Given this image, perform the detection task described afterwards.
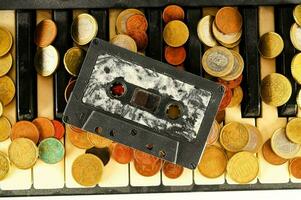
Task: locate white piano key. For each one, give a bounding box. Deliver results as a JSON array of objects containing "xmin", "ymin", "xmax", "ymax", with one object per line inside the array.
[
  {"xmin": 129, "ymin": 161, "xmax": 161, "ymax": 186},
  {"xmin": 194, "ymin": 168, "xmax": 225, "ymax": 185},
  {"xmin": 162, "ymin": 168, "xmax": 193, "ymax": 186}
]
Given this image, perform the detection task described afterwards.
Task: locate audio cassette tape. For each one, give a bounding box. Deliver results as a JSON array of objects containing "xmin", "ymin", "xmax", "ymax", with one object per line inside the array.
[{"xmin": 63, "ymin": 38, "xmax": 224, "ymax": 169}]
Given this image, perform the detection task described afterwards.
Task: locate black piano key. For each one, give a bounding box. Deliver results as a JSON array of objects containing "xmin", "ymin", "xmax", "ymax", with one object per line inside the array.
[
  {"xmin": 145, "ymin": 8, "xmax": 163, "ymax": 61},
  {"xmin": 16, "ymin": 10, "xmax": 37, "ymax": 121},
  {"xmin": 275, "ymin": 6, "xmax": 298, "ymax": 117},
  {"xmin": 90, "ymin": 9, "xmax": 109, "ymax": 40},
  {"xmin": 185, "ymin": 8, "xmax": 202, "ymax": 76},
  {"xmin": 53, "ymin": 10, "xmax": 72, "ymax": 120},
  {"xmin": 240, "ymin": 7, "xmax": 261, "ymax": 118}
]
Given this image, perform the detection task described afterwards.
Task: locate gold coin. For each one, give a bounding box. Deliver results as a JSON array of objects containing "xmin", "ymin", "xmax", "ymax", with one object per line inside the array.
[
  {"xmin": 286, "ymin": 118, "xmax": 301, "ymax": 144},
  {"xmin": 116, "ymin": 9, "xmax": 144, "ymax": 34},
  {"xmin": 220, "ymin": 50, "xmax": 244, "ymax": 81},
  {"xmin": 226, "ymin": 151, "xmax": 236, "ymax": 159},
  {"xmin": 197, "ymin": 15, "xmax": 218, "ymax": 47},
  {"xmin": 8, "ymin": 138, "xmax": 38, "ymax": 169},
  {"xmin": 0, "ymin": 151, "xmax": 10, "ymax": 180},
  {"xmin": 64, "ymin": 47, "xmax": 85, "ymax": 76},
  {"xmin": 0, "ymin": 116, "xmax": 11, "ymax": 141},
  {"xmin": 34, "ymin": 45, "xmax": 59, "ymax": 77},
  {"xmin": 297, "ymin": 89, "xmax": 301, "ymax": 109},
  {"xmin": 258, "ymin": 32, "xmax": 284, "ymax": 59},
  {"xmin": 227, "ymin": 151, "xmax": 259, "ymax": 184},
  {"xmin": 87, "ymin": 132, "xmax": 113, "ymax": 148},
  {"xmin": 0, "ymin": 27, "xmax": 13, "ymax": 57},
  {"xmin": 271, "ymin": 128, "xmax": 300, "ymax": 159},
  {"xmin": 293, "ymin": 5, "xmax": 301, "ymax": 26},
  {"xmin": 198, "ymin": 145, "xmax": 227, "ymax": 178},
  {"xmin": 243, "ymin": 124, "xmax": 263, "ymax": 153},
  {"xmin": 228, "ymin": 86, "xmax": 243, "ymax": 107},
  {"xmin": 0, "ymin": 53, "xmax": 12, "ymax": 77},
  {"xmin": 110, "ymin": 34, "xmax": 137, "ymax": 52},
  {"xmin": 290, "ymin": 23, "xmax": 301, "ymax": 51},
  {"xmin": 71, "ymin": 13, "xmax": 98, "ymax": 46},
  {"xmin": 72, "ymin": 153, "xmax": 103, "ymax": 186},
  {"xmin": 220, "ymin": 122, "xmax": 249, "ymax": 152},
  {"xmin": 212, "ymin": 20, "xmax": 242, "ymax": 45},
  {"xmin": 291, "ymin": 53, "xmax": 301, "ymax": 84},
  {"xmin": 163, "ymin": 20, "xmax": 189, "ymax": 47},
  {"xmin": 0, "ymin": 76, "xmax": 15, "ymax": 106},
  {"xmin": 261, "ymin": 73, "xmax": 292, "ymax": 107},
  {"xmin": 219, "ymin": 39, "xmax": 241, "ymax": 49},
  {"xmin": 0, "ymin": 101, "xmax": 2, "ymax": 116},
  {"xmin": 202, "ymin": 46, "xmax": 234, "ymax": 77}
]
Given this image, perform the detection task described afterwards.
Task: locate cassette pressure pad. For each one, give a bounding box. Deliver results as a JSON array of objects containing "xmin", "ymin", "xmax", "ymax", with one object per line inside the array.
[{"xmin": 63, "ymin": 38, "xmax": 224, "ymax": 169}]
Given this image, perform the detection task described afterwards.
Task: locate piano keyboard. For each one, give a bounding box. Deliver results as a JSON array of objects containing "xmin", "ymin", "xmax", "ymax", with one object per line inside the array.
[{"xmin": 0, "ymin": 3, "xmax": 301, "ymax": 197}]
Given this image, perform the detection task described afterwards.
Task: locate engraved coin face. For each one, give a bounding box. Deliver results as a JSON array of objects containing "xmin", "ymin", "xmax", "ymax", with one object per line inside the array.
[
  {"xmin": 34, "ymin": 45, "xmax": 59, "ymax": 77},
  {"xmin": 261, "ymin": 73, "xmax": 292, "ymax": 107},
  {"xmin": 286, "ymin": 118, "xmax": 301, "ymax": 144},
  {"xmin": 163, "ymin": 20, "xmax": 189, "ymax": 47},
  {"xmin": 262, "ymin": 139, "xmax": 287, "ymax": 165},
  {"xmin": 258, "ymin": 32, "xmax": 284, "ymax": 59},
  {"xmin": 290, "ymin": 23, "xmax": 301, "ymax": 51},
  {"xmin": 0, "ymin": 27, "xmax": 13, "ymax": 57},
  {"xmin": 197, "ymin": 15, "xmax": 218, "ymax": 47},
  {"xmin": 271, "ymin": 128, "xmax": 300, "ymax": 159},
  {"xmin": 215, "ymin": 7, "xmax": 242, "ymax": 34},
  {"xmin": 220, "ymin": 50, "xmax": 244, "ymax": 81},
  {"xmin": 11, "ymin": 121, "xmax": 40, "ymax": 144},
  {"xmin": 291, "ymin": 53, "xmax": 301, "ymax": 85},
  {"xmin": 116, "ymin": 9, "xmax": 144, "ymax": 34},
  {"xmin": 0, "ymin": 76, "xmax": 15, "ymax": 106},
  {"xmin": 111, "ymin": 143, "xmax": 133, "ymax": 164},
  {"xmin": 163, "ymin": 161, "xmax": 184, "ymax": 179},
  {"xmin": 162, "ymin": 5, "xmax": 185, "ymax": 24},
  {"xmin": 110, "ymin": 34, "xmax": 137, "ymax": 52},
  {"xmin": 0, "ymin": 151, "xmax": 10, "ymax": 181},
  {"xmin": 64, "ymin": 47, "xmax": 85, "ymax": 76}
]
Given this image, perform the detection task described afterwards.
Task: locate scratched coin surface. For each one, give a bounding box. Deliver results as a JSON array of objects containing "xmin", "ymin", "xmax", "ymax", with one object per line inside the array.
[
  {"xmin": 163, "ymin": 20, "xmax": 189, "ymax": 47},
  {"xmin": 261, "ymin": 73, "xmax": 292, "ymax": 107},
  {"xmin": 202, "ymin": 46, "xmax": 234, "ymax": 77},
  {"xmin": 227, "ymin": 151, "xmax": 259, "ymax": 184},
  {"xmin": 0, "ymin": 53, "xmax": 13, "ymax": 77},
  {"xmin": 291, "ymin": 53, "xmax": 301, "ymax": 85},
  {"xmin": 215, "ymin": 7, "xmax": 242, "ymax": 34},
  {"xmin": 0, "ymin": 75, "xmax": 15, "ymax": 106},
  {"xmin": 67, "ymin": 125, "xmax": 94, "ymax": 149},
  {"xmin": 126, "ymin": 14, "xmax": 148, "ymax": 33},
  {"xmin": 197, "ymin": 15, "xmax": 218, "ymax": 47},
  {"xmin": 0, "ymin": 151, "xmax": 9, "ymax": 180},
  {"xmin": 8, "ymin": 138, "xmax": 38, "ymax": 169},
  {"xmin": 34, "ymin": 19, "xmax": 57, "ymax": 47},
  {"xmin": 162, "ymin": 161, "xmax": 184, "ymax": 179},
  {"xmin": 11, "ymin": 120, "xmax": 40, "ymax": 144},
  {"xmin": 64, "ymin": 47, "xmax": 85, "ymax": 76},
  {"xmin": 262, "ymin": 139, "xmax": 287, "ymax": 165},
  {"xmin": 290, "ymin": 23, "xmax": 301, "ymax": 51},
  {"xmin": 286, "ymin": 118, "xmax": 301, "ymax": 144},
  {"xmin": 34, "ymin": 45, "xmax": 59, "ymax": 76},
  {"xmin": 0, "ymin": 27, "xmax": 13, "ymax": 57},
  {"xmin": 110, "ymin": 34, "xmax": 137, "ymax": 52},
  {"xmin": 220, "ymin": 50, "xmax": 244, "ymax": 81},
  {"xmin": 271, "ymin": 128, "xmax": 300, "ymax": 159},
  {"xmin": 289, "ymin": 157, "xmax": 301, "ymax": 179},
  {"xmin": 258, "ymin": 32, "xmax": 284, "ymax": 59},
  {"xmin": 38, "ymin": 137, "xmax": 65, "ymax": 164},
  {"xmin": 0, "ymin": 116, "xmax": 11, "ymax": 141}
]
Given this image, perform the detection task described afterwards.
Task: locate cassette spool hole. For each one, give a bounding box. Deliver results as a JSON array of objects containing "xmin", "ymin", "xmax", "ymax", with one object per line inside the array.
[
  {"xmin": 166, "ymin": 103, "xmax": 182, "ymax": 120},
  {"xmin": 110, "ymin": 82, "xmax": 126, "ymax": 97}
]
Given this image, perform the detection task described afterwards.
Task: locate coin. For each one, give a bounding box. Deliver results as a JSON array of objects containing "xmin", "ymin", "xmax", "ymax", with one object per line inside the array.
[
  {"xmin": 226, "ymin": 151, "xmax": 236, "ymax": 159},
  {"xmin": 0, "ymin": 116, "xmax": 11, "ymax": 141},
  {"xmin": 291, "ymin": 53, "xmax": 301, "ymax": 85},
  {"xmin": 293, "ymin": 5, "xmax": 301, "ymax": 26},
  {"xmin": 0, "ymin": 75, "xmax": 15, "ymax": 106},
  {"xmin": 126, "ymin": 14, "xmax": 148, "ymax": 33},
  {"xmin": 197, "ymin": 15, "xmax": 218, "ymax": 47},
  {"xmin": 11, "ymin": 121, "xmax": 39, "ymax": 144},
  {"xmin": 258, "ymin": 32, "xmax": 284, "ymax": 59},
  {"xmin": 0, "ymin": 101, "xmax": 3, "ymax": 116},
  {"xmin": 72, "ymin": 153, "xmax": 103, "ymax": 186},
  {"xmin": 215, "ymin": 110, "xmax": 225, "ymax": 123},
  {"xmin": 215, "ymin": 7, "xmax": 242, "ymax": 34},
  {"xmin": 198, "ymin": 145, "xmax": 227, "ymax": 178},
  {"xmin": 0, "ymin": 53, "xmax": 13, "ymax": 77},
  {"xmin": 202, "ymin": 46, "xmax": 234, "ymax": 77},
  {"xmin": 297, "ymin": 89, "xmax": 301, "ymax": 109},
  {"xmin": 162, "ymin": 161, "xmax": 183, "ymax": 179},
  {"xmin": 228, "ymin": 86, "xmax": 243, "ymax": 107},
  {"xmin": 243, "ymin": 124, "xmax": 263, "ymax": 153},
  {"xmin": 289, "ymin": 157, "xmax": 301, "ymax": 179},
  {"xmin": 87, "ymin": 132, "xmax": 113, "ymax": 148},
  {"xmin": 220, "ymin": 122, "xmax": 249, "ymax": 152},
  {"xmin": 0, "ymin": 151, "xmax": 9, "ymax": 180},
  {"xmin": 68, "ymin": 125, "xmax": 94, "ymax": 149},
  {"xmin": 164, "ymin": 45, "xmax": 186, "ymax": 65},
  {"xmin": 134, "ymin": 158, "xmax": 162, "ymax": 177},
  {"xmin": 127, "ymin": 30, "xmax": 148, "ymax": 51},
  {"xmin": 163, "ymin": 20, "xmax": 189, "ymax": 47},
  {"xmin": 206, "ymin": 120, "xmax": 220, "ymax": 145},
  {"xmin": 52, "ymin": 120, "xmax": 65, "ymax": 140},
  {"xmin": 261, "ymin": 73, "xmax": 292, "ymax": 107},
  {"xmin": 271, "ymin": 128, "xmax": 300, "ymax": 159},
  {"xmin": 220, "ymin": 51, "xmax": 244, "ymax": 81},
  {"xmin": 64, "ymin": 79, "xmax": 76, "ymax": 102},
  {"xmin": 218, "ymin": 84, "xmax": 232, "ymax": 111},
  {"xmin": 227, "ymin": 151, "xmax": 259, "ymax": 183},
  {"xmin": 32, "ymin": 117, "xmax": 55, "ymax": 142},
  {"xmin": 34, "ymin": 19, "xmax": 57, "ymax": 47},
  {"xmin": 110, "ymin": 34, "xmax": 137, "ymax": 52},
  {"xmin": 8, "ymin": 138, "xmax": 38, "ymax": 169},
  {"xmin": 262, "ymin": 139, "xmax": 287, "ymax": 165},
  {"xmin": 286, "ymin": 118, "xmax": 301, "ymax": 144},
  {"xmin": 64, "ymin": 47, "xmax": 85, "ymax": 76},
  {"xmin": 290, "ymin": 23, "xmax": 301, "ymax": 51},
  {"xmin": 212, "ymin": 20, "xmax": 242, "ymax": 45},
  {"xmin": 0, "ymin": 27, "xmax": 13, "ymax": 57},
  {"xmin": 38, "ymin": 138, "xmax": 65, "ymax": 164},
  {"xmin": 116, "ymin": 9, "xmax": 144, "ymax": 34},
  {"xmin": 162, "ymin": 5, "xmax": 185, "ymax": 24},
  {"xmin": 218, "ymin": 74, "xmax": 243, "ymax": 89},
  {"xmin": 134, "ymin": 149, "xmax": 160, "ymax": 165},
  {"xmin": 111, "ymin": 143, "xmax": 133, "ymax": 164},
  {"xmin": 219, "ymin": 39, "xmax": 241, "ymax": 49},
  {"xmin": 34, "ymin": 45, "xmax": 59, "ymax": 76},
  {"xmin": 86, "ymin": 147, "xmax": 110, "ymax": 166}
]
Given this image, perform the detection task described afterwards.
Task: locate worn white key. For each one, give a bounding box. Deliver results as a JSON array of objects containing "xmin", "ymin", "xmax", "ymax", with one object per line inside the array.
[
  {"xmin": 162, "ymin": 168, "xmax": 193, "ymax": 186},
  {"xmin": 256, "ymin": 6, "xmax": 289, "ymax": 184}
]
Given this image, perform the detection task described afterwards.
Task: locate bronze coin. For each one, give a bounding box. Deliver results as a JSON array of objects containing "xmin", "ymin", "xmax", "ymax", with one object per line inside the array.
[
  {"xmin": 162, "ymin": 161, "xmax": 184, "ymax": 179},
  {"xmin": 162, "ymin": 5, "xmax": 185, "ymax": 23},
  {"xmin": 127, "ymin": 30, "xmax": 148, "ymax": 51},
  {"xmin": 217, "ymin": 74, "xmax": 243, "ymax": 89},
  {"xmin": 67, "ymin": 125, "xmax": 94, "ymax": 149},
  {"xmin": 164, "ymin": 45, "xmax": 186, "ymax": 66},
  {"xmin": 34, "ymin": 19, "xmax": 57, "ymax": 47},
  {"xmin": 215, "ymin": 7, "xmax": 242, "ymax": 34},
  {"xmin": 11, "ymin": 121, "xmax": 40, "ymax": 144},
  {"xmin": 262, "ymin": 139, "xmax": 287, "ymax": 165},
  {"xmin": 134, "ymin": 159, "xmax": 162, "ymax": 177},
  {"xmin": 289, "ymin": 157, "xmax": 301, "ymax": 179},
  {"xmin": 32, "ymin": 117, "xmax": 55, "ymax": 142}
]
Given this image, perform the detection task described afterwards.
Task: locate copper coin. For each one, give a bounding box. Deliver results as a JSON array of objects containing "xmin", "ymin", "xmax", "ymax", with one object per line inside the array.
[
  {"xmin": 262, "ymin": 139, "xmax": 287, "ymax": 165},
  {"xmin": 87, "ymin": 132, "xmax": 113, "ymax": 148},
  {"xmin": 215, "ymin": 110, "xmax": 225, "ymax": 123},
  {"xmin": 34, "ymin": 19, "xmax": 57, "ymax": 47},
  {"xmin": 52, "ymin": 120, "xmax": 65, "ymax": 140},
  {"xmin": 67, "ymin": 125, "xmax": 94, "ymax": 149},
  {"xmin": 32, "ymin": 117, "xmax": 55, "ymax": 142},
  {"xmin": 11, "ymin": 121, "xmax": 40, "ymax": 144},
  {"xmin": 162, "ymin": 161, "xmax": 184, "ymax": 179},
  {"xmin": 217, "ymin": 74, "xmax": 243, "ymax": 89},
  {"xmin": 290, "ymin": 157, "xmax": 301, "ymax": 179},
  {"xmin": 215, "ymin": 7, "xmax": 242, "ymax": 34},
  {"xmin": 218, "ymin": 84, "xmax": 232, "ymax": 111},
  {"xmin": 134, "ymin": 159, "xmax": 162, "ymax": 177},
  {"xmin": 112, "ymin": 143, "xmax": 133, "ymax": 164},
  {"xmin": 64, "ymin": 79, "xmax": 76, "ymax": 102},
  {"xmin": 69, "ymin": 125, "xmax": 83, "ymax": 133},
  {"xmin": 162, "ymin": 5, "xmax": 185, "ymax": 23},
  {"xmin": 134, "ymin": 149, "xmax": 160, "ymax": 165},
  {"xmin": 164, "ymin": 45, "xmax": 186, "ymax": 66},
  {"xmin": 126, "ymin": 14, "xmax": 148, "ymax": 33},
  {"xmin": 127, "ymin": 30, "xmax": 148, "ymax": 50}
]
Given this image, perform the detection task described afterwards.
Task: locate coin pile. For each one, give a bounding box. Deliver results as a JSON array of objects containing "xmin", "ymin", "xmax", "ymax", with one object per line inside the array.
[{"xmin": 162, "ymin": 5, "xmax": 188, "ymax": 69}]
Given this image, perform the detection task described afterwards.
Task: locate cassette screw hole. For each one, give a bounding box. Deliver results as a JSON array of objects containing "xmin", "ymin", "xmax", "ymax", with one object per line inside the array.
[
  {"xmin": 110, "ymin": 82, "xmax": 126, "ymax": 97},
  {"xmin": 166, "ymin": 103, "xmax": 181, "ymax": 120},
  {"xmin": 93, "ymin": 39, "xmax": 99, "ymax": 45},
  {"xmin": 95, "ymin": 127, "xmax": 102, "ymax": 134},
  {"xmin": 110, "ymin": 130, "xmax": 116, "ymax": 137},
  {"xmin": 146, "ymin": 144, "xmax": 153, "ymax": 150},
  {"xmin": 159, "ymin": 150, "xmax": 166, "ymax": 158},
  {"xmin": 130, "ymin": 129, "xmax": 137, "ymax": 136},
  {"xmin": 104, "ymin": 67, "xmax": 110, "ymax": 73},
  {"xmin": 190, "ymin": 163, "xmax": 196, "ymax": 169},
  {"xmin": 63, "ymin": 115, "xmax": 69, "ymax": 123}
]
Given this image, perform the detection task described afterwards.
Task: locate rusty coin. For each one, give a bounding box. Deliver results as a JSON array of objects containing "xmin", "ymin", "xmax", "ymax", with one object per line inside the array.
[
  {"xmin": 11, "ymin": 121, "xmax": 40, "ymax": 144},
  {"xmin": 87, "ymin": 132, "xmax": 113, "ymax": 148},
  {"xmin": 32, "ymin": 117, "xmax": 55, "ymax": 142},
  {"xmin": 34, "ymin": 19, "xmax": 57, "ymax": 47},
  {"xmin": 162, "ymin": 5, "xmax": 185, "ymax": 23},
  {"xmin": 112, "ymin": 143, "xmax": 133, "ymax": 164},
  {"xmin": 215, "ymin": 7, "xmax": 242, "ymax": 34},
  {"xmin": 52, "ymin": 120, "xmax": 65, "ymax": 140},
  {"xmin": 162, "ymin": 161, "xmax": 184, "ymax": 179},
  {"xmin": 262, "ymin": 139, "xmax": 287, "ymax": 165},
  {"xmin": 164, "ymin": 45, "xmax": 186, "ymax": 66}
]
